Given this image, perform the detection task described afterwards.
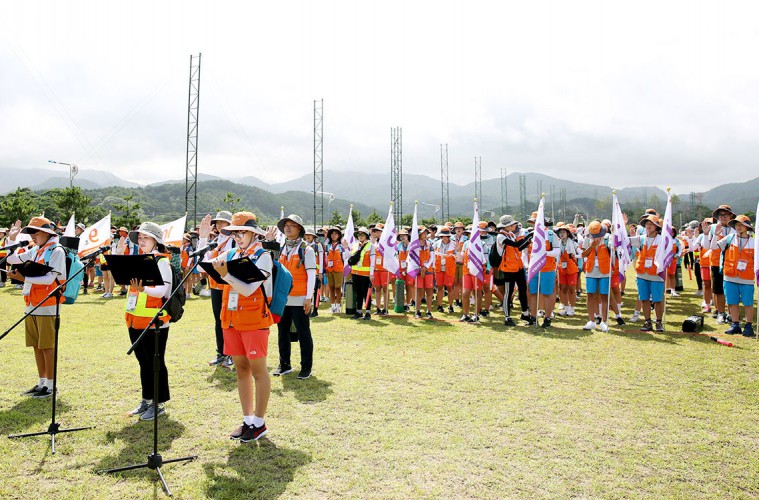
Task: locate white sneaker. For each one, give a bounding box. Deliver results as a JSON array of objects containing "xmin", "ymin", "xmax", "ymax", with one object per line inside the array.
[
  {"xmin": 537, "ymin": 310, "xmax": 545, "ymax": 318},
  {"xmin": 599, "ymin": 322, "xmax": 609, "ymax": 333},
  {"xmin": 670, "ymin": 291, "xmax": 679, "ymax": 297},
  {"xmin": 566, "ymin": 307, "xmax": 575, "ymax": 317},
  {"xmin": 558, "ymin": 309, "xmax": 570, "ymax": 316},
  {"xmin": 694, "ymin": 290, "xmax": 703, "ymax": 297},
  {"xmin": 557, "ymin": 304, "xmax": 565, "ymax": 311},
  {"xmin": 629, "ymin": 311, "xmax": 641, "ymax": 323},
  {"xmin": 199, "ymin": 289, "xmax": 212, "ymax": 297},
  {"xmin": 582, "ymin": 321, "xmax": 596, "ymax": 330},
  {"xmin": 716, "ymin": 313, "xmax": 727, "ymax": 324}
]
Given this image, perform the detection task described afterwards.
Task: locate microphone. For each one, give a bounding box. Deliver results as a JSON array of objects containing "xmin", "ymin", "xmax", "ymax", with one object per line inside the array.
[
  {"xmin": 189, "ymin": 240, "xmax": 218, "ymax": 258},
  {"xmin": 81, "ymin": 246, "xmax": 111, "ymax": 261},
  {"xmin": 0, "ymin": 242, "xmax": 24, "ymax": 253}
]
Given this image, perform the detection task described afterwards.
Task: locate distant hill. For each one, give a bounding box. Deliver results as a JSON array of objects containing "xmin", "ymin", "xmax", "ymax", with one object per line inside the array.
[
  {"xmin": 0, "ymin": 167, "xmax": 139, "ymax": 193},
  {"xmin": 697, "ymin": 177, "xmax": 759, "ymax": 215},
  {"xmin": 149, "ymin": 172, "xmax": 227, "ymax": 186}
]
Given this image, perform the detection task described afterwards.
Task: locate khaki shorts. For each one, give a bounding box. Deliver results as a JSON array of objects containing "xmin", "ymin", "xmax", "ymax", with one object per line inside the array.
[
  {"xmin": 326, "ymin": 271, "xmax": 344, "ymax": 288},
  {"xmin": 25, "ymin": 315, "xmax": 56, "ymax": 349}
]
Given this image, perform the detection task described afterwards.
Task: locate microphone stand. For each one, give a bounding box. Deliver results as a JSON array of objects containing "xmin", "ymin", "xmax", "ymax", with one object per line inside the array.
[
  {"xmin": 4, "ymin": 249, "xmax": 101, "ymax": 453},
  {"xmin": 102, "ymin": 249, "xmax": 210, "ymax": 497}
]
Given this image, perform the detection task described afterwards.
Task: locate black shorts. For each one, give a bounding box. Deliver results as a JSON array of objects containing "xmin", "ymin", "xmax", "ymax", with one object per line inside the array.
[
  {"xmin": 710, "ymin": 266, "xmax": 724, "ymax": 295},
  {"xmin": 492, "ymin": 270, "xmax": 506, "ymax": 286}
]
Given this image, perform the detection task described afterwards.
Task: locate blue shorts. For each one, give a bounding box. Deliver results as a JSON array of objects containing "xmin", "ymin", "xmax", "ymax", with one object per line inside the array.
[
  {"xmin": 586, "ymin": 277, "xmax": 610, "ymax": 295},
  {"xmin": 95, "ymin": 266, "xmax": 102, "ymax": 277},
  {"xmin": 637, "ymin": 278, "xmax": 664, "ymax": 303},
  {"xmin": 724, "ymin": 281, "xmax": 755, "ymax": 307},
  {"xmin": 528, "ymin": 271, "xmax": 556, "ymax": 295}
]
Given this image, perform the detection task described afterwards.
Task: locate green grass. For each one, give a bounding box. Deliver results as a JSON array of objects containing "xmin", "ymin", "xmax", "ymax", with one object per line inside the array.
[{"xmin": 0, "ymin": 274, "xmax": 757, "ymax": 498}]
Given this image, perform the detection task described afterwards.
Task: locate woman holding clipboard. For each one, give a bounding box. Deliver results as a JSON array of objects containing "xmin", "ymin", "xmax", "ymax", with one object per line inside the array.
[
  {"xmin": 206, "ymin": 212, "xmax": 273, "ymax": 443},
  {"xmin": 121, "ymin": 222, "xmax": 174, "ymax": 421}
]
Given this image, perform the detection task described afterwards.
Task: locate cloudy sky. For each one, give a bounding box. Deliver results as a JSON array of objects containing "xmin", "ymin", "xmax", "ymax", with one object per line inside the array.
[{"xmin": 2, "ymin": 1, "xmax": 758, "ymax": 192}]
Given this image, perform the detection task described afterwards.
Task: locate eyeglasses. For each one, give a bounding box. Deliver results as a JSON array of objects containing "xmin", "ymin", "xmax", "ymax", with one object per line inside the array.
[{"xmin": 229, "ymin": 231, "xmax": 248, "ymax": 238}]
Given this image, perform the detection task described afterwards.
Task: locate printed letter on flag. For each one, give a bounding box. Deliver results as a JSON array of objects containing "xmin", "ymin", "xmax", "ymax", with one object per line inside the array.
[
  {"xmin": 78, "ymin": 213, "xmax": 112, "ymax": 257},
  {"xmin": 526, "ymin": 197, "xmax": 547, "ymax": 283},
  {"xmin": 160, "ymin": 215, "xmax": 187, "ymax": 248},
  {"xmin": 406, "ymin": 203, "xmax": 421, "ymax": 278}
]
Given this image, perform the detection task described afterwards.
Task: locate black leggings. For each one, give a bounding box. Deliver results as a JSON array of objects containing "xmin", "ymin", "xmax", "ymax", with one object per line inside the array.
[
  {"xmin": 128, "ymin": 327, "xmax": 170, "ymax": 404},
  {"xmin": 352, "ymin": 274, "xmax": 372, "ymax": 312},
  {"xmin": 210, "ymin": 287, "xmax": 224, "ymax": 356},
  {"xmin": 502, "ymin": 270, "xmax": 528, "ymax": 318},
  {"xmin": 277, "ymin": 305, "xmax": 314, "ymax": 372}
]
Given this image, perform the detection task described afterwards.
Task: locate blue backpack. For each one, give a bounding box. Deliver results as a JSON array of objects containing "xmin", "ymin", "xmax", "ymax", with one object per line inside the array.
[{"xmin": 43, "ymin": 244, "xmax": 84, "ymax": 305}]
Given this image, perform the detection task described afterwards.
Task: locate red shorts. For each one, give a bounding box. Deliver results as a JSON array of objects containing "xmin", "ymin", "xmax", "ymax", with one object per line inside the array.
[
  {"xmin": 415, "ymin": 273, "xmax": 434, "ymax": 289},
  {"xmin": 667, "ymin": 260, "xmax": 677, "ymax": 276},
  {"xmin": 404, "ymin": 274, "xmax": 414, "ymax": 286},
  {"xmin": 700, "ymin": 266, "xmax": 711, "ymax": 281},
  {"xmin": 373, "ymin": 270, "xmax": 389, "ymax": 287},
  {"xmin": 559, "ymin": 273, "xmax": 578, "ymax": 286},
  {"xmin": 463, "ymin": 274, "xmax": 483, "ymax": 291},
  {"xmin": 223, "ymin": 328, "xmax": 269, "ymax": 360},
  {"xmin": 435, "ymin": 271, "xmax": 454, "ymax": 288},
  {"xmin": 611, "ymin": 272, "xmax": 621, "ymax": 287}
]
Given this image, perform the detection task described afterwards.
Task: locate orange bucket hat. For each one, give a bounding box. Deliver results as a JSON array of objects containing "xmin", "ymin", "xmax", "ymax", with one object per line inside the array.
[{"xmin": 21, "ymin": 216, "xmax": 57, "ymax": 235}]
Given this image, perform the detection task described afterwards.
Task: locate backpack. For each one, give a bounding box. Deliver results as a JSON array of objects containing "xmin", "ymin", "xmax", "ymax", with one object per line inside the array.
[
  {"xmin": 161, "ymin": 256, "xmax": 186, "ymax": 322},
  {"xmin": 252, "ymin": 248, "xmax": 293, "ymax": 323},
  {"xmin": 348, "ymin": 242, "xmax": 367, "ymax": 266},
  {"xmin": 488, "ymin": 240, "xmax": 502, "ymax": 269},
  {"xmin": 43, "ymin": 244, "xmax": 84, "ymax": 305}
]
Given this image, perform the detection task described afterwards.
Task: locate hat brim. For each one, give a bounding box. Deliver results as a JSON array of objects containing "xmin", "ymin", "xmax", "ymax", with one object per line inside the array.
[
  {"xmin": 21, "ymin": 225, "xmax": 57, "ymax": 235},
  {"xmin": 211, "ymin": 217, "xmax": 232, "ymax": 224},
  {"xmin": 354, "ymin": 230, "xmax": 370, "ymax": 238},
  {"xmin": 590, "ymin": 227, "xmax": 608, "ymax": 239},
  {"xmin": 128, "ymin": 229, "xmax": 166, "ymax": 248},
  {"xmin": 221, "ymin": 225, "xmax": 266, "ymax": 237},
  {"xmin": 277, "ymin": 217, "xmax": 305, "ymax": 236},
  {"xmin": 728, "ymin": 219, "xmax": 754, "ymax": 232},
  {"xmin": 712, "ymin": 208, "xmax": 736, "ymax": 219}
]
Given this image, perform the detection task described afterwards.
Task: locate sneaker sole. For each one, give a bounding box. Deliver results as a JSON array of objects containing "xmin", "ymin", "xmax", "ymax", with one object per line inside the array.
[
  {"xmin": 140, "ymin": 410, "xmax": 166, "ymax": 421},
  {"xmin": 273, "ymin": 369, "xmax": 293, "ymax": 376},
  {"xmin": 240, "ymin": 429, "xmax": 268, "ymax": 443}
]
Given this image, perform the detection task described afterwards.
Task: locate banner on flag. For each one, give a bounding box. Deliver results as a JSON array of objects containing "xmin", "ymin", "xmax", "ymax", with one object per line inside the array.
[
  {"xmin": 654, "ymin": 190, "xmax": 675, "ymax": 279},
  {"xmin": 467, "ymin": 201, "xmax": 485, "ymax": 281},
  {"xmin": 342, "ymin": 206, "xmax": 356, "ymax": 276},
  {"xmin": 275, "ymin": 206, "xmax": 286, "ymax": 246},
  {"xmin": 611, "ymin": 193, "xmax": 632, "ymax": 280},
  {"xmin": 159, "ymin": 215, "xmax": 187, "ymax": 248},
  {"xmin": 406, "ymin": 203, "xmax": 421, "ymax": 279},
  {"xmin": 62, "ymin": 214, "xmax": 76, "ymax": 237},
  {"xmin": 78, "ymin": 213, "xmax": 112, "ymax": 257},
  {"xmin": 526, "ymin": 197, "xmax": 547, "ymax": 283},
  {"xmin": 379, "ymin": 204, "xmax": 400, "ymax": 275}
]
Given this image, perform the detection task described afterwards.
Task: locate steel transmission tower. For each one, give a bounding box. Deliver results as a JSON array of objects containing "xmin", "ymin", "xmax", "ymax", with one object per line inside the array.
[
  {"xmin": 519, "ymin": 174, "xmax": 527, "ymax": 220},
  {"xmin": 390, "ymin": 127, "xmax": 403, "ymax": 224},
  {"xmin": 440, "ymin": 144, "xmax": 449, "ymax": 222},
  {"xmin": 313, "ymin": 99, "xmax": 324, "ymax": 231},
  {"xmin": 560, "ymin": 187, "xmax": 567, "ymax": 222},
  {"xmin": 185, "ymin": 53, "xmax": 201, "ymax": 227},
  {"xmin": 474, "ymin": 156, "xmax": 482, "ymax": 204}
]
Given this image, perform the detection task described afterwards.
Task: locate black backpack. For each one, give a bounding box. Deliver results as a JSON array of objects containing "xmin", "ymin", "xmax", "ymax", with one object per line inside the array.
[
  {"xmin": 488, "ymin": 241, "xmax": 502, "ymax": 269},
  {"xmin": 163, "ymin": 257, "xmax": 186, "ymax": 323}
]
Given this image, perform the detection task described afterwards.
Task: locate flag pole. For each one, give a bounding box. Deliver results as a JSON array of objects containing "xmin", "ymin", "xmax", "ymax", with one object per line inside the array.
[
  {"xmin": 606, "ymin": 190, "xmax": 616, "ymax": 327},
  {"xmin": 536, "ymin": 193, "xmax": 545, "ymax": 329},
  {"xmin": 662, "ymin": 187, "xmax": 671, "ymax": 330}
]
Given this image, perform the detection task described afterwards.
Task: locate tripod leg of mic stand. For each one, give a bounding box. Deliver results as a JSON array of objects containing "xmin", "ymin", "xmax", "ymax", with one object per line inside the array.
[{"xmin": 156, "ymin": 467, "xmax": 172, "ymax": 497}]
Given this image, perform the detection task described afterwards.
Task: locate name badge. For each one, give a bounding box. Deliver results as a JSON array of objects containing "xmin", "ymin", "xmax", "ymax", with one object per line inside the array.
[
  {"xmin": 228, "ymin": 291, "xmax": 239, "ymax": 311},
  {"xmin": 561, "ymin": 261, "xmax": 568, "ymax": 269},
  {"xmin": 401, "ymin": 261, "xmax": 407, "ymax": 269},
  {"xmin": 645, "ymin": 258, "xmax": 653, "ymax": 268},
  {"xmin": 737, "ymin": 260, "xmax": 748, "ymax": 271},
  {"xmin": 327, "ymin": 260, "xmax": 333, "ymax": 268},
  {"xmin": 126, "ymin": 292, "xmax": 139, "ymax": 311}
]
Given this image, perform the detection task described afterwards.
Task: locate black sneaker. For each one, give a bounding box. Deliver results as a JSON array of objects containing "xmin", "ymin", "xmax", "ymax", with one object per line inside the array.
[
  {"xmin": 520, "ymin": 312, "xmax": 531, "ymax": 321},
  {"xmin": 409, "ymin": 300, "xmax": 416, "ymax": 307},
  {"xmin": 351, "ymin": 312, "xmax": 362, "ymax": 320},
  {"xmin": 309, "ymin": 309, "xmax": 319, "ymax": 318},
  {"xmin": 140, "ymin": 403, "xmax": 165, "ymax": 421},
  {"xmin": 404, "ymin": 305, "xmax": 409, "ymax": 312},
  {"xmin": 595, "ymin": 316, "xmax": 602, "ymax": 325},
  {"xmin": 31, "ymin": 386, "xmax": 52, "ymax": 399},
  {"xmin": 240, "ymin": 423, "xmax": 268, "ymax": 442},
  {"xmin": 655, "ymin": 320, "xmax": 664, "ymax": 333},
  {"xmin": 209, "ymin": 354, "xmax": 225, "ymax": 366},
  {"xmin": 296, "ymin": 370, "xmax": 311, "ymax": 380},
  {"xmin": 129, "ymin": 399, "xmax": 151, "ymax": 416},
  {"xmin": 616, "ymin": 316, "xmax": 626, "ymax": 326},
  {"xmin": 480, "ymin": 310, "xmax": 489, "ymax": 317},
  {"xmin": 376, "ymin": 308, "xmax": 383, "ymax": 315},
  {"xmin": 425, "ymin": 312, "xmax": 433, "ymax": 319},
  {"xmin": 119, "ymin": 289, "xmax": 128, "ymax": 296},
  {"xmin": 640, "ymin": 320, "xmax": 653, "ymax": 332},
  {"xmin": 466, "ymin": 315, "xmax": 479, "ymax": 323},
  {"xmin": 437, "ymin": 305, "xmax": 444, "ymax": 313},
  {"xmin": 504, "ymin": 317, "xmax": 516, "ymax": 327},
  {"xmin": 459, "ymin": 314, "xmax": 471, "ymax": 322},
  {"xmin": 725, "ymin": 322, "xmax": 742, "ymax": 335},
  {"xmin": 743, "ymin": 323, "xmax": 756, "ymax": 338},
  {"xmin": 362, "ymin": 312, "xmax": 371, "ymax": 320},
  {"xmin": 20, "ymin": 385, "xmax": 42, "ymax": 396},
  {"xmin": 272, "ymin": 365, "xmax": 293, "ymax": 376},
  {"xmin": 414, "ymin": 312, "xmax": 422, "ymax": 319},
  {"xmin": 541, "ymin": 318, "xmax": 552, "ymax": 328},
  {"xmin": 382, "ymin": 309, "xmax": 388, "ymax": 316},
  {"xmin": 230, "ymin": 422, "xmax": 252, "ymax": 440},
  {"xmin": 448, "ymin": 306, "xmax": 454, "ymax": 314},
  {"xmin": 526, "ymin": 316, "xmax": 536, "ymax": 326}
]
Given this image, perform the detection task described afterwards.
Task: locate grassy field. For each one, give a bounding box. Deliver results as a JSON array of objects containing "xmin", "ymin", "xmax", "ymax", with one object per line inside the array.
[{"xmin": 0, "ymin": 274, "xmax": 757, "ymax": 499}]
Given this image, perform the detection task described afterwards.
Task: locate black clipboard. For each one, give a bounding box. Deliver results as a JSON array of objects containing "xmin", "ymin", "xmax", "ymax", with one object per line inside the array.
[
  {"xmin": 104, "ymin": 254, "xmax": 165, "ymax": 287},
  {"xmin": 199, "ymin": 257, "xmax": 267, "ymax": 285},
  {"xmin": 17, "ymin": 260, "xmax": 55, "ymax": 278}
]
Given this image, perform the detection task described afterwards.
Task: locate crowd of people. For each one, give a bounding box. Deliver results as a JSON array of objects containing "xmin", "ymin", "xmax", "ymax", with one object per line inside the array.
[{"xmin": 0, "ymin": 201, "xmax": 755, "ymax": 442}]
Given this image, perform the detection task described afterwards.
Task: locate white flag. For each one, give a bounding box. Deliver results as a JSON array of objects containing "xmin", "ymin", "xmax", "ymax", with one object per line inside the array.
[
  {"xmin": 406, "ymin": 204, "xmax": 421, "ymax": 279},
  {"xmin": 62, "ymin": 214, "xmax": 76, "ymax": 237},
  {"xmin": 342, "ymin": 207, "xmax": 356, "ymax": 276},
  {"xmin": 160, "ymin": 215, "xmax": 187, "ymax": 248},
  {"xmin": 611, "ymin": 194, "xmax": 632, "ymax": 279},
  {"xmin": 467, "ymin": 201, "xmax": 485, "ymax": 281},
  {"xmin": 526, "ymin": 197, "xmax": 547, "ymax": 283},
  {"xmin": 275, "ymin": 206, "xmax": 286, "ymax": 246},
  {"xmin": 754, "ymin": 200, "xmax": 759, "ymax": 286},
  {"xmin": 654, "ymin": 190, "xmax": 675, "ymax": 279},
  {"xmin": 378, "ymin": 204, "xmax": 399, "ymax": 275},
  {"xmin": 78, "ymin": 213, "xmax": 112, "ymax": 257}
]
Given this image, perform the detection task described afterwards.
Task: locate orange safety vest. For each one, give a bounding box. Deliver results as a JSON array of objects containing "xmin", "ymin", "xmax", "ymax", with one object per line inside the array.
[
  {"xmin": 208, "ymin": 236, "xmax": 234, "ymax": 290},
  {"xmin": 397, "ymin": 244, "xmax": 408, "ymax": 275},
  {"xmin": 373, "ymin": 242, "xmax": 386, "ymax": 272},
  {"xmin": 419, "ymin": 242, "xmax": 432, "ymax": 271},
  {"xmin": 125, "ymin": 254, "xmax": 171, "ymax": 329},
  {"xmin": 710, "ymin": 228, "xmax": 725, "ymax": 267},
  {"xmin": 434, "ymin": 242, "xmax": 456, "ymax": 276},
  {"xmin": 325, "ymin": 243, "xmax": 344, "ymax": 273},
  {"xmin": 499, "ymin": 236, "xmax": 525, "ymax": 273},
  {"xmin": 723, "ymin": 236, "xmax": 755, "ymax": 281},
  {"xmin": 280, "ymin": 242, "xmax": 309, "ymax": 295},
  {"xmin": 584, "ymin": 243, "xmax": 611, "ymax": 275},
  {"xmin": 220, "ymin": 244, "xmax": 273, "ymax": 331},
  {"xmin": 635, "ymin": 237, "xmax": 659, "ymax": 276},
  {"xmin": 24, "ymin": 240, "xmax": 61, "ymax": 309},
  {"xmin": 559, "ymin": 243, "xmax": 579, "ymax": 275},
  {"xmin": 351, "ymin": 242, "xmax": 373, "ymax": 277}
]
